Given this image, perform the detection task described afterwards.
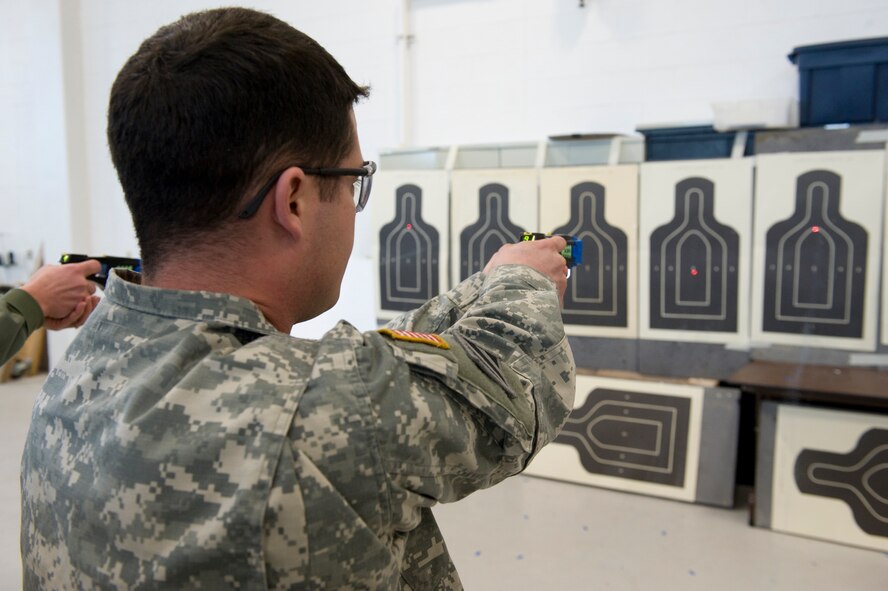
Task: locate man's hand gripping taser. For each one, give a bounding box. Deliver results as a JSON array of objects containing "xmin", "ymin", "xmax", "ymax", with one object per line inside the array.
[
  {"xmin": 60, "ymin": 254, "xmax": 142, "ymax": 288},
  {"xmin": 520, "ymin": 232, "xmax": 583, "ymax": 277}
]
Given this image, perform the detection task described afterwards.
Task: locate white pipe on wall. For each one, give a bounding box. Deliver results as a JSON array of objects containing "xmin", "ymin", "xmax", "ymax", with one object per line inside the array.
[{"xmin": 397, "ymin": 0, "xmax": 414, "ymax": 147}]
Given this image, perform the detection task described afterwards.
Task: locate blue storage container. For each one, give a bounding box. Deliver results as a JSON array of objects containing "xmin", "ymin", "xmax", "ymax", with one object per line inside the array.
[
  {"xmin": 637, "ymin": 125, "xmax": 754, "ymax": 161},
  {"xmin": 789, "ymin": 36, "xmax": 888, "ymax": 127}
]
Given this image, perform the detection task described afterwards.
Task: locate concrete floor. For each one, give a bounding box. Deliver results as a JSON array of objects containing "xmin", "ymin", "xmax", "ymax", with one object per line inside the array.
[
  {"xmin": 2, "ymin": 375, "xmax": 885, "ymax": 589},
  {"xmin": 434, "ymin": 476, "xmax": 887, "ymax": 590}
]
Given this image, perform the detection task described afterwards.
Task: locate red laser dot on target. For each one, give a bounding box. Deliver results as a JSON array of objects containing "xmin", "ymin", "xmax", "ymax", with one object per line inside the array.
[
  {"xmin": 406, "ymin": 223, "xmax": 413, "ymax": 230},
  {"xmin": 690, "ymin": 266, "xmax": 699, "ymax": 276},
  {"xmin": 812, "ymin": 226, "xmax": 820, "ymax": 233}
]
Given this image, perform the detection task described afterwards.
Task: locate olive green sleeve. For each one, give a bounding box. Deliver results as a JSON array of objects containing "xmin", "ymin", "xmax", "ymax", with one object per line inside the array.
[{"xmin": 0, "ymin": 288, "xmax": 44, "ymax": 366}]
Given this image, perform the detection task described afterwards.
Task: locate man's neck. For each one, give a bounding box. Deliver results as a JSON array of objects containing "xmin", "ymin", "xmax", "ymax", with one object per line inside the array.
[{"xmin": 143, "ymin": 256, "xmax": 295, "ymax": 333}]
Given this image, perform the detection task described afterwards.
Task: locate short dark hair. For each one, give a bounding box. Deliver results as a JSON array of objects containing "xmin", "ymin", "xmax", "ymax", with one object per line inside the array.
[{"xmin": 107, "ymin": 8, "xmax": 369, "ymax": 270}]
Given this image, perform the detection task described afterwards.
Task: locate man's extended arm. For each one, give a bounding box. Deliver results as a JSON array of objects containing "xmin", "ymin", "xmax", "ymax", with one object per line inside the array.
[
  {"xmin": 379, "ymin": 236, "xmax": 573, "ymax": 478},
  {"xmin": 0, "ymin": 289, "xmax": 44, "ymax": 366},
  {"xmin": 367, "ymin": 259, "xmax": 575, "ymax": 501}
]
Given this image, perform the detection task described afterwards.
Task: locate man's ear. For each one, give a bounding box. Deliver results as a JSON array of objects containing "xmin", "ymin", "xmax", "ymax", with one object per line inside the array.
[{"xmin": 272, "ymin": 167, "xmax": 305, "ymax": 241}]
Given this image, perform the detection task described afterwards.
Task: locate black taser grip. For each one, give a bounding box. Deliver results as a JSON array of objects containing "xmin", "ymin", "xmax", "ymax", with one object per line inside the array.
[{"xmin": 60, "ymin": 254, "xmax": 142, "ymax": 288}]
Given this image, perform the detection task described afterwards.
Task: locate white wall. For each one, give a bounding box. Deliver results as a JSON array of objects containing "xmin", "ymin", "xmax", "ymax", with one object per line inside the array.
[
  {"xmin": 409, "ymin": 0, "xmax": 888, "ymax": 144},
  {"xmin": 0, "ymin": 0, "xmax": 78, "ymax": 363},
  {"xmin": 71, "ymin": 0, "xmax": 402, "ymax": 255},
  {"xmin": 2, "ymin": 0, "xmax": 888, "ymax": 342},
  {"xmin": 0, "ymin": 1, "xmax": 70, "ymax": 283}
]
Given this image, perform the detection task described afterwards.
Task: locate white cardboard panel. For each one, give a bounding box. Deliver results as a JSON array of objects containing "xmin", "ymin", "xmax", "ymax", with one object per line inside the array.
[
  {"xmin": 525, "ymin": 375, "xmax": 704, "ymax": 503},
  {"xmin": 638, "ymin": 159, "xmax": 754, "ymax": 345},
  {"xmin": 880, "ymin": 150, "xmax": 888, "ymax": 346},
  {"xmin": 450, "ymin": 169, "xmax": 539, "ymax": 283},
  {"xmin": 771, "ymin": 404, "xmax": 888, "ymax": 552},
  {"xmin": 751, "ymin": 151, "xmax": 885, "ymax": 351},
  {"xmin": 372, "ymin": 170, "xmax": 450, "ymax": 321},
  {"xmin": 539, "ymin": 165, "xmax": 639, "ymax": 338}
]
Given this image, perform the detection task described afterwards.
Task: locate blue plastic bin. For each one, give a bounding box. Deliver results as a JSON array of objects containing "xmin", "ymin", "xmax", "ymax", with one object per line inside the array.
[
  {"xmin": 789, "ymin": 36, "xmax": 888, "ymax": 127},
  {"xmin": 638, "ymin": 125, "xmax": 754, "ymax": 161}
]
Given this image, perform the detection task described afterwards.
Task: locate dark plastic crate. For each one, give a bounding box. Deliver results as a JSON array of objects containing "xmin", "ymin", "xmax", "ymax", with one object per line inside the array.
[
  {"xmin": 789, "ymin": 36, "xmax": 888, "ymax": 127},
  {"xmin": 638, "ymin": 125, "xmax": 754, "ymax": 161}
]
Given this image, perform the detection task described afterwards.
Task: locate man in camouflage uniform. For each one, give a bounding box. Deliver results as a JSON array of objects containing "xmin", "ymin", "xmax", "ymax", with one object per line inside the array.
[{"xmin": 20, "ymin": 7, "xmax": 575, "ymax": 590}]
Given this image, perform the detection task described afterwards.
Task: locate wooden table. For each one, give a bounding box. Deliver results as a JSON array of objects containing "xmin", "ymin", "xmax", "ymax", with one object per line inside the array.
[{"xmin": 725, "ymin": 361, "xmax": 888, "ymax": 411}]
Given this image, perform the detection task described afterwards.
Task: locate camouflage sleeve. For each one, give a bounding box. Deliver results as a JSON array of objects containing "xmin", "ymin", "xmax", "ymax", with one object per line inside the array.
[
  {"xmin": 384, "ymin": 270, "xmax": 487, "ymax": 335},
  {"xmin": 363, "ymin": 264, "xmax": 575, "ymax": 506},
  {"xmin": 0, "ymin": 288, "xmax": 44, "ymax": 366}
]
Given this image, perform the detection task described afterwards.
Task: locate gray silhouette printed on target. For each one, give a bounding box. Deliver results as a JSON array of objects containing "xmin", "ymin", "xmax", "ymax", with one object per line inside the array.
[
  {"xmin": 378, "ymin": 184, "xmax": 440, "ymax": 312},
  {"xmin": 794, "ymin": 428, "xmax": 888, "ymax": 538},
  {"xmin": 459, "ymin": 183, "xmax": 525, "ymax": 281},
  {"xmin": 555, "ymin": 388, "xmax": 690, "ymax": 487},
  {"xmin": 649, "ymin": 177, "xmax": 739, "ymax": 332},
  {"xmin": 762, "ymin": 170, "xmax": 867, "ymax": 338},
  {"xmin": 553, "ymin": 182, "xmax": 628, "ymax": 327}
]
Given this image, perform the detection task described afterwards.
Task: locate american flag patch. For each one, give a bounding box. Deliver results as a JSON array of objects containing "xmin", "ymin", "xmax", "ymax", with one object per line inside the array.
[{"xmin": 377, "ymin": 328, "xmax": 450, "ymax": 350}]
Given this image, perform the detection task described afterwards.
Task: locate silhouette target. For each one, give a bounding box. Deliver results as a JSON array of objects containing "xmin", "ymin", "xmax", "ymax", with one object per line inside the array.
[
  {"xmin": 649, "ymin": 177, "xmax": 739, "ymax": 331},
  {"xmin": 555, "ymin": 387, "xmax": 690, "ymax": 487},
  {"xmin": 459, "ymin": 183, "xmax": 525, "ymax": 280},
  {"xmin": 762, "ymin": 170, "xmax": 868, "ymax": 337},
  {"xmin": 553, "ymin": 182, "xmax": 628, "ymax": 327},
  {"xmin": 794, "ymin": 428, "xmax": 888, "ymax": 538},
  {"xmin": 378, "ymin": 184, "xmax": 440, "ymax": 311}
]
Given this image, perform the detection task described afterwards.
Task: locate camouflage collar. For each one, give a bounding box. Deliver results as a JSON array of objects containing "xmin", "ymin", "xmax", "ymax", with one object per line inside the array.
[{"xmin": 105, "ymin": 269, "xmax": 281, "ymax": 335}]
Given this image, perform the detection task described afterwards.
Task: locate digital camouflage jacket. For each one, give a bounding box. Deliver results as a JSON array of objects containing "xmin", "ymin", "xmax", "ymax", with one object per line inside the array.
[{"xmin": 21, "ymin": 264, "xmax": 575, "ymax": 590}]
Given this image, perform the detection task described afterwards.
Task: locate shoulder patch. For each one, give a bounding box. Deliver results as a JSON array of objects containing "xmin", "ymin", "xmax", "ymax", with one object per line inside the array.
[{"xmin": 377, "ymin": 328, "xmax": 450, "ymax": 350}]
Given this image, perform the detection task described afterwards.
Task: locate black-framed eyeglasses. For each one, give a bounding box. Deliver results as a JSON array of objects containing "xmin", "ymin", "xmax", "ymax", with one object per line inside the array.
[{"xmin": 238, "ymin": 160, "xmax": 377, "ymax": 219}]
